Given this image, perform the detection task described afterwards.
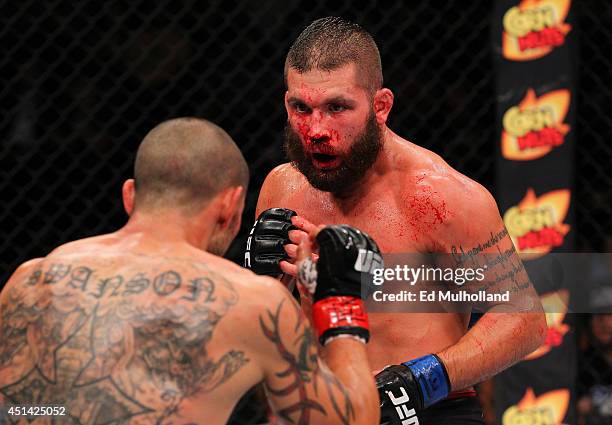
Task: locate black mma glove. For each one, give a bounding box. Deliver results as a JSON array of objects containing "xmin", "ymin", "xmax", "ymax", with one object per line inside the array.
[
  {"xmin": 376, "ymin": 355, "xmax": 451, "ymax": 425},
  {"xmin": 300, "ymin": 224, "xmax": 383, "ymax": 345},
  {"xmin": 244, "ymin": 208, "xmax": 296, "ymax": 276}
]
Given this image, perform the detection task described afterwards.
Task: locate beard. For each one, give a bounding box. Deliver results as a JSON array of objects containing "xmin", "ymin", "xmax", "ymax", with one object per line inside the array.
[{"xmin": 283, "ymin": 113, "xmax": 383, "ymax": 195}]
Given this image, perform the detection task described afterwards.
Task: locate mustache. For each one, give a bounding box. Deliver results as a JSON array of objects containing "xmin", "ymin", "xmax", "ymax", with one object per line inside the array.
[
  {"xmin": 308, "ymin": 145, "xmax": 337, "ymax": 155},
  {"xmin": 283, "ymin": 114, "xmax": 382, "ymax": 194}
]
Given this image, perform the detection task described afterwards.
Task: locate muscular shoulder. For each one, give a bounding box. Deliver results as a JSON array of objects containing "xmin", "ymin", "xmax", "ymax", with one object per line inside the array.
[
  {"xmin": 423, "ymin": 155, "xmax": 497, "ymax": 227},
  {"xmin": 419, "ymin": 157, "xmax": 494, "ymax": 216},
  {"xmin": 40, "ymin": 233, "xmax": 123, "ymax": 261},
  {"xmin": 1, "ymin": 258, "xmax": 44, "ymax": 299},
  {"xmin": 394, "ymin": 141, "xmax": 500, "ymax": 244},
  {"xmin": 212, "ymin": 261, "xmax": 302, "ymax": 351},
  {"xmin": 256, "ymin": 163, "xmax": 308, "ymax": 215},
  {"xmin": 223, "ymin": 261, "xmax": 296, "ymax": 313},
  {"xmin": 13, "ymin": 257, "xmax": 44, "ymax": 274}
]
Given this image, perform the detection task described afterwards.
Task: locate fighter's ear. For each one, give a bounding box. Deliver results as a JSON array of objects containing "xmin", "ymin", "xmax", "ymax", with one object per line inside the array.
[
  {"xmin": 122, "ymin": 179, "xmax": 135, "ymax": 216},
  {"xmin": 218, "ymin": 186, "xmax": 245, "ymax": 230},
  {"xmin": 284, "ymin": 91, "xmax": 291, "ymax": 115},
  {"xmin": 373, "ymin": 88, "xmax": 394, "ymax": 125}
]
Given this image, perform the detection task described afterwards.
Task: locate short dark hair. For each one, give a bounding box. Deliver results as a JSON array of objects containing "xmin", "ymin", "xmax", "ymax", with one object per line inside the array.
[
  {"xmin": 285, "ymin": 17, "xmax": 383, "ymax": 92},
  {"xmin": 133, "ymin": 117, "xmax": 249, "ymax": 213}
]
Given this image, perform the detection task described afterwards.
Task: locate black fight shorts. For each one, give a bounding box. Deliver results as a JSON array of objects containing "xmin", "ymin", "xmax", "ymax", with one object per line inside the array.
[{"xmin": 383, "ymin": 396, "xmax": 484, "ymax": 425}]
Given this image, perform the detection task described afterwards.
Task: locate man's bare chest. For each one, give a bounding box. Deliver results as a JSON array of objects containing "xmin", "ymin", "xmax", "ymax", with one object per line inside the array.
[{"xmin": 282, "ymin": 194, "xmax": 425, "ymax": 253}]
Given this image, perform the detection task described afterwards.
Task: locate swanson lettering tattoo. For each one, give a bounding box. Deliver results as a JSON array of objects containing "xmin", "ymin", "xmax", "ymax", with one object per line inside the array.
[{"xmin": 0, "ymin": 261, "xmax": 248, "ymax": 424}]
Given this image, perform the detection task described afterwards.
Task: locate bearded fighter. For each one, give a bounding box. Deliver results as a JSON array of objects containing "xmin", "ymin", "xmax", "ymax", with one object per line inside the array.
[
  {"xmin": 0, "ymin": 118, "xmax": 381, "ymax": 425},
  {"xmin": 246, "ymin": 17, "xmax": 547, "ymax": 425}
]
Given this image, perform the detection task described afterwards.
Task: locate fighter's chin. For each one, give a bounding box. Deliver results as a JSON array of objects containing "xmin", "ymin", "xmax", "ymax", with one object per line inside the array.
[
  {"xmin": 306, "ymin": 178, "xmax": 341, "ymax": 193},
  {"xmin": 302, "ymin": 168, "xmax": 355, "ymax": 194}
]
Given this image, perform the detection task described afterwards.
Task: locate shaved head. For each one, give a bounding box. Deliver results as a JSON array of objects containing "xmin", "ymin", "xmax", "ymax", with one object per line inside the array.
[
  {"xmin": 285, "ymin": 17, "xmax": 383, "ymax": 93},
  {"xmin": 133, "ymin": 117, "xmax": 249, "ymax": 213}
]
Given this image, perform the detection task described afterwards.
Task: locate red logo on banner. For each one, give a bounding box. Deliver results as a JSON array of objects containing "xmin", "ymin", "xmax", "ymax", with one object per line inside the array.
[
  {"xmin": 502, "ymin": 88, "xmax": 571, "ymax": 161},
  {"xmin": 503, "ymin": 188, "xmax": 571, "ymax": 260},
  {"xmin": 502, "ymin": 388, "xmax": 570, "ymax": 424},
  {"xmin": 524, "ymin": 290, "xmax": 570, "ymax": 361},
  {"xmin": 502, "ymin": 0, "xmax": 572, "ymax": 61}
]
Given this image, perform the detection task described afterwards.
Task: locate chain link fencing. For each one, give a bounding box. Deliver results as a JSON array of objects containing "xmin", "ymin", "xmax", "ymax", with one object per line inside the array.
[
  {"xmin": 1, "ymin": 0, "xmax": 610, "ymax": 423},
  {"xmin": 575, "ymin": 3, "xmax": 612, "ymax": 424}
]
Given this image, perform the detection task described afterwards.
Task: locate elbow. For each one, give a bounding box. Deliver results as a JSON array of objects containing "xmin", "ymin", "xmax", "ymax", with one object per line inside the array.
[
  {"xmin": 531, "ymin": 294, "xmax": 548, "ymax": 348},
  {"xmin": 534, "ymin": 310, "xmax": 548, "ymax": 348},
  {"xmin": 522, "ymin": 292, "xmax": 547, "ymax": 352},
  {"xmin": 523, "ymin": 310, "xmax": 547, "ymax": 354}
]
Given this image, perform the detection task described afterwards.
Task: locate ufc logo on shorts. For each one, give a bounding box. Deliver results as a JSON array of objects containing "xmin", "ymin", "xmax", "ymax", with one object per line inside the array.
[
  {"xmin": 244, "ymin": 219, "xmax": 258, "ymax": 268},
  {"xmin": 354, "ymin": 248, "xmax": 383, "ymax": 273},
  {"xmin": 386, "ymin": 386, "xmax": 419, "ymax": 425}
]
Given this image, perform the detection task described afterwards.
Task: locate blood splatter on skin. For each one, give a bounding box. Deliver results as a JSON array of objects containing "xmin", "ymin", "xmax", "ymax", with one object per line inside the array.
[
  {"xmin": 295, "ymin": 120, "xmax": 310, "ymax": 139},
  {"xmin": 328, "ymin": 129, "xmax": 340, "ymax": 144},
  {"xmin": 512, "ymin": 316, "xmax": 531, "ymax": 339},
  {"xmin": 473, "ymin": 336, "xmax": 485, "ymax": 355},
  {"xmin": 288, "ymin": 85, "xmax": 349, "ymax": 150},
  {"xmin": 293, "ymin": 113, "xmax": 341, "ymax": 142},
  {"xmin": 406, "ymin": 184, "xmax": 449, "ymax": 240}
]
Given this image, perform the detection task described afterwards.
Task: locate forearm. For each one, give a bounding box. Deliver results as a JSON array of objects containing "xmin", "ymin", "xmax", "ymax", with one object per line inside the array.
[
  {"xmin": 437, "ymin": 311, "xmax": 546, "ymax": 390},
  {"xmin": 323, "ymin": 339, "xmax": 380, "ymax": 425}
]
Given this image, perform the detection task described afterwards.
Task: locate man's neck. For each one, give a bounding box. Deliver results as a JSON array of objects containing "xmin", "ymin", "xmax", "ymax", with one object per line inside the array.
[{"xmin": 121, "ymin": 209, "xmax": 212, "ymax": 250}]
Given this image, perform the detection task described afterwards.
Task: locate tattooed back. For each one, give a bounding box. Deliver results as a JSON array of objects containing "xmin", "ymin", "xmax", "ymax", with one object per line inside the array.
[{"xmin": 0, "ymin": 233, "xmax": 272, "ymax": 425}]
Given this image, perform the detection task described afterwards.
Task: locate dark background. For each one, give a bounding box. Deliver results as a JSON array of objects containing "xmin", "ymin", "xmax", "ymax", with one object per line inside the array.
[{"xmin": 1, "ymin": 1, "xmax": 611, "ymax": 423}]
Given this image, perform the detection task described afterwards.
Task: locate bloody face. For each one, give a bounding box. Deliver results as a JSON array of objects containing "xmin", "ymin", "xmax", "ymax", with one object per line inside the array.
[
  {"xmin": 284, "ymin": 114, "xmax": 381, "ymax": 194},
  {"xmin": 283, "ymin": 64, "xmax": 383, "ymax": 195}
]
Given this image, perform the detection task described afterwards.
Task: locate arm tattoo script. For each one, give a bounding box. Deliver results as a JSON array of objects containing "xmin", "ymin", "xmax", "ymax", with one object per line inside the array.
[
  {"xmin": 449, "ymin": 227, "xmax": 533, "ymax": 305},
  {"xmin": 260, "ymin": 300, "xmax": 354, "ymax": 425},
  {"xmin": 0, "ymin": 261, "xmax": 248, "ymax": 424}
]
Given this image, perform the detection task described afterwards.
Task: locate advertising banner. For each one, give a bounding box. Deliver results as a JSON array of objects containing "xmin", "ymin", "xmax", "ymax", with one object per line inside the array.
[{"xmin": 493, "ymin": 1, "xmax": 577, "ymax": 423}]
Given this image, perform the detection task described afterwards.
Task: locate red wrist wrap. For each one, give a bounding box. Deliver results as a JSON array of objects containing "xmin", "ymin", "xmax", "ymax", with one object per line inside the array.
[{"xmin": 312, "ymin": 296, "xmax": 369, "ymax": 340}]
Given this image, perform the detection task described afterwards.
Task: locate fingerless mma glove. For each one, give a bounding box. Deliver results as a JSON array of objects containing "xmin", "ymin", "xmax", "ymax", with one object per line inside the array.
[
  {"xmin": 244, "ymin": 208, "xmax": 296, "ymax": 276},
  {"xmin": 309, "ymin": 224, "xmax": 383, "ymax": 345},
  {"xmin": 376, "ymin": 355, "xmax": 451, "ymax": 424}
]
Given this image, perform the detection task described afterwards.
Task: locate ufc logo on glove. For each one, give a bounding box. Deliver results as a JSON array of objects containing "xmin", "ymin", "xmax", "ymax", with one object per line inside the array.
[{"xmin": 387, "ymin": 387, "xmax": 419, "ymax": 425}]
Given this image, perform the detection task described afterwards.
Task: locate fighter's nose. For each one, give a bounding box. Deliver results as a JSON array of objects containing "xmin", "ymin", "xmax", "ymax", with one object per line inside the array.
[{"xmin": 310, "ymin": 134, "xmax": 330, "ymax": 144}]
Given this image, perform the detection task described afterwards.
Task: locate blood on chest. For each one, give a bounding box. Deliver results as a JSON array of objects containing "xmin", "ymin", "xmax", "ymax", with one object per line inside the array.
[{"xmin": 292, "ymin": 199, "xmax": 423, "ymax": 253}]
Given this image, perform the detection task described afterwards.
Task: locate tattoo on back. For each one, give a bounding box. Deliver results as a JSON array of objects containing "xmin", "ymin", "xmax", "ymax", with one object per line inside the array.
[
  {"xmin": 260, "ymin": 300, "xmax": 354, "ymax": 425},
  {"xmin": 0, "ymin": 260, "xmax": 248, "ymax": 424}
]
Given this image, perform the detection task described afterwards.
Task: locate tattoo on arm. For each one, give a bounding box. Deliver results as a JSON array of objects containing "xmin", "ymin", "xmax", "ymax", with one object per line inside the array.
[
  {"xmin": 447, "ymin": 227, "xmax": 536, "ymax": 311},
  {"xmin": 260, "ymin": 299, "xmax": 354, "ymax": 425}
]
